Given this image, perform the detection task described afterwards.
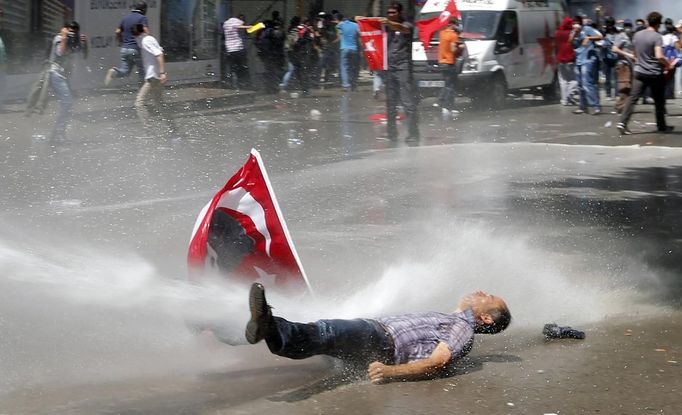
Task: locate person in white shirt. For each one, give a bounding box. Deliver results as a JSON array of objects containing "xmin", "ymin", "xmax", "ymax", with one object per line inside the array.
[{"xmin": 132, "ymin": 23, "xmax": 169, "ymax": 135}]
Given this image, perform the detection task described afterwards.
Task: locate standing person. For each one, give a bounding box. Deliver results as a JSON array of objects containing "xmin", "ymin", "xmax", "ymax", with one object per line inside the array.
[
  {"xmin": 368, "ymin": 3, "xmax": 419, "ymax": 141},
  {"xmin": 555, "ymin": 17, "xmax": 578, "ymax": 106},
  {"xmin": 661, "ymin": 18, "xmax": 679, "ymax": 100},
  {"xmin": 132, "ymin": 23, "xmax": 170, "ymax": 136},
  {"xmin": 612, "ymin": 19, "xmax": 636, "ymax": 113},
  {"xmin": 436, "ymin": 17, "xmax": 463, "ymax": 114},
  {"xmin": 104, "ymin": 1, "xmax": 148, "ymax": 86},
  {"xmin": 337, "ymin": 14, "xmax": 360, "ymax": 91},
  {"xmin": 569, "ymin": 15, "xmax": 603, "ymax": 115},
  {"xmin": 257, "ymin": 18, "xmax": 286, "ymax": 94},
  {"xmin": 617, "ymin": 12, "xmax": 673, "ymax": 135},
  {"xmin": 244, "ymin": 283, "xmax": 511, "ymax": 383},
  {"xmin": 284, "ymin": 17, "xmax": 315, "ymax": 97},
  {"xmin": 48, "ymin": 21, "xmax": 88, "ymax": 141},
  {"xmin": 223, "ymin": 14, "xmax": 252, "ymax": 90},
  {"xmin": 316, "ymin": 13, "xmax": 339, "ymax": 85},
  {"xmin": 601, "ymin": 17, "xmax": 620, "ymax": 100}
]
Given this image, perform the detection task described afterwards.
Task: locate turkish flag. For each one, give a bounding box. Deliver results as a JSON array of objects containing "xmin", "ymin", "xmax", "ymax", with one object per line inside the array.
[
  {"xmin": 416, "ymin": 0, "xmax": 460, "ymax": 49},
  {"xmin": 358, "ymin": 18, "xmax": 387, "ymax": 71},
  {"xmin": 187, "ymin": 149, "xmax": 311, "ymax": 292}
]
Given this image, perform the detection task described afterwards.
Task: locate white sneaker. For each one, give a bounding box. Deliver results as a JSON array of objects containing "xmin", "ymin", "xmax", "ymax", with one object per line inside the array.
[
  {"xmin": 441, "ymin": 107, "xmax": 449, "ymax": 114},
  {"xmin": 432, "ymin": 102, "xmax": 440, "ymax": 108},
  {"xmin": 104, "ymin": 68, "xmax": 116, "ymax": 86},
  {"xmin": 450, "ymin": 109, "xmax": 460, "ymax": 115}
]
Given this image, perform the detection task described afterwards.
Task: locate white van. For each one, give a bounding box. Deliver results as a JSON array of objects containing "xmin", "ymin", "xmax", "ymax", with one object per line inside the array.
[{"xmin": 413, "ymin": 0, "xmax": 568, "ymax": 108}]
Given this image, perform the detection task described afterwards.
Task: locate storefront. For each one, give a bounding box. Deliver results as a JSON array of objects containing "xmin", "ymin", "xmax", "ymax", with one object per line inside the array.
[{"xmin": 0, "ymin": 0, "xmax": 380, "ymax": 101}]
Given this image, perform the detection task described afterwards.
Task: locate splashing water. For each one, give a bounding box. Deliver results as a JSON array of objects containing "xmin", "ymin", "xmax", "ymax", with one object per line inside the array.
[{"xmin": 0, "ymin": 214, "xmax": 666, "ymax": 394}]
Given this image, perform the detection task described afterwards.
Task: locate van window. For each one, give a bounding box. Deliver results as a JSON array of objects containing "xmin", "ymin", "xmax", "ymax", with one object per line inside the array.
[
  {"xmin": 414, "ymin": 11, "xmax": 501, "ymax": 41},
  {"xmin": 495, "ymin": 11, "xmax": 519, "ymax": 51}
]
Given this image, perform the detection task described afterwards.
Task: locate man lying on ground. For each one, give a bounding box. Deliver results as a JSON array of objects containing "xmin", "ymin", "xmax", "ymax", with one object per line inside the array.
[{"xmin": 244, "ymin": 283, "xmax": 511, "ymax": 384}]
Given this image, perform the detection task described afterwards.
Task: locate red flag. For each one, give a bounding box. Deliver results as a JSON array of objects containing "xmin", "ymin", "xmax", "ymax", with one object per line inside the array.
[
  {"xmin": 416, "ymin": 0, "xmax": 460, "ymax": 49},
  {"xmin": 358, "ymin": 18, "xmax": 387, "ymax": 71},
  {"xmin": 188, "ymin": 149, "xmax": 311, "ymax": 292}
]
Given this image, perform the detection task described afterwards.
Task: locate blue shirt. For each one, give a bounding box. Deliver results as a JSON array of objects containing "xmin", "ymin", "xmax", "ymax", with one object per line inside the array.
[
  {"xmin": 337, "ymin": 19, "xmax": 359, "ymax": 51},
  {"xmin": 574, "ymin": 25, "xmax": 601, "ymax": 65},
  {"xmin": 119, "ymin": 11, "xmax": 148, "ymax": 49},
  {"xmin": 379, "ymin": 309, "xmax": 475, "ymax": 364}
]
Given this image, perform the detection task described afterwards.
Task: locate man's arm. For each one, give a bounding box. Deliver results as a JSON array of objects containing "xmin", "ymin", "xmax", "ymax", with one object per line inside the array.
[
  {"xmin": 156, "ymin": 53, "xmax": 167, "ymax": 84},
  {"xmin": 581, "ymin": 27, "xmax": 602, "ymax": 46},
  {"xmin": 381, "ymin": 18, "xmax": 411, "ymax": 34},
  {"xmin": 654, "ymin": 45, "xmax": 670, "ymax": 70},
  {"xmin": 367, "ymin": 342, "xmax": 452, "ymax": 384}
]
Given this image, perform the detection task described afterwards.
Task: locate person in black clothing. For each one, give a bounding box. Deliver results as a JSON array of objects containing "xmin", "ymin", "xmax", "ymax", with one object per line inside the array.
[
  {"xmin": 258, "ymin": 18, "xmax": 286, "ymax": 94},
  {"xmin": 378, "ymin": 3, "xmax": 419, "ymax": 141},
  {"xmin": 285, "ymin": 17, "xmax": 315, "ymax": 96}
]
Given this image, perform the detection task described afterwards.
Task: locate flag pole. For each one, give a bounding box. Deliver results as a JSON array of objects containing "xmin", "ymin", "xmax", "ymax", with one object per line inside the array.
[{"xmin": 250, "ymin": 148, "xmax": 314, "ymax": 295}]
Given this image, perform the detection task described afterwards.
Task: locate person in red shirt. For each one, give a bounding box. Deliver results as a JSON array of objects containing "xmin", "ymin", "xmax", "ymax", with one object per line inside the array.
[
  {"xmin": 555, "ymin": 17, "xmax": 578, "ymax": 106},
  {"xmin": 437, "ymin": 17, "xmax": 464, "ymax": 113}
]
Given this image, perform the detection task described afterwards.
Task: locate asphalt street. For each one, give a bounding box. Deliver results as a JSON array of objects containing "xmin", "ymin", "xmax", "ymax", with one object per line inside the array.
[{"xmin": 1, "ymin": 86, "xmax": 681, "ymax": 414}]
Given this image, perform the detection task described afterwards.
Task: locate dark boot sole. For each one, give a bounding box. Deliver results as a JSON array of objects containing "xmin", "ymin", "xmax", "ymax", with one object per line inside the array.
[{"xmin": 245, "ymin": 283, "xmax": 267, "ymax": 344}]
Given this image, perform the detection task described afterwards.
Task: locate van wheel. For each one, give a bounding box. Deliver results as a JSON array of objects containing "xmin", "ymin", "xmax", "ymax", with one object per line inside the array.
[{"xmin": 541, "ymin": 74, "xmax": 560, "ymax": 102}]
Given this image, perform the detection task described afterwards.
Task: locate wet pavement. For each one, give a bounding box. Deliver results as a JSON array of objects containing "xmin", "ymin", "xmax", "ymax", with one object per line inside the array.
[{"xmin": 1, "ymin": 85, "xmax": 681, "ymax": 414}]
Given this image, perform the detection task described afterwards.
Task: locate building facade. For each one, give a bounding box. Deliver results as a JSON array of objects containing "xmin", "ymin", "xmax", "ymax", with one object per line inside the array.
[{"xmin": 0, "ymin": 0, "xmax": 381, "ymax": 100}]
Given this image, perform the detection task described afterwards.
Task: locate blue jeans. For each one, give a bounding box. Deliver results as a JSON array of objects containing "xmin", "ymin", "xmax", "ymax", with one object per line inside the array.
[
  {"xmin": 576, "ymin": 58, "xmax": 600, "ymax": 111},
  {"xmin": 267, "ymin": 317, "xmax": 394, "ymax": 364},
  {"xmin": 113, "ymin": 47, "xmax": 143, "ymax": 81},
  {"xmin": 49, "ymin": 71, "xmax": 73, "ymax": 138},
  {"xmin": 280, "ymin": 61, "xmax": 295, "ymax": 88},
  {"xmin": 373, "ymin": 71, "xmax": 384, "ymax": 92},
  {"xmin": 603, "ymin": 61, "xmax": 616, "ymax": 98},
  {"xmin": 340, "ymin": 48, "xmax": 359, "ymax": 89},
  {"xmin": 438, "ymin": 63, "xmax": 458, "ymax": 108}
]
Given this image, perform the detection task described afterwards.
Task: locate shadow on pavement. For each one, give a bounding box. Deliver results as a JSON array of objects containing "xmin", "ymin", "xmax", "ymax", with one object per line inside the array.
[
  {"xmin": 268, "ymin": 353, "xmax": 523, "ymax": 403},
  {"xmin": 510, "ymin": 166, "xmax": 682, "ymax": 306}
]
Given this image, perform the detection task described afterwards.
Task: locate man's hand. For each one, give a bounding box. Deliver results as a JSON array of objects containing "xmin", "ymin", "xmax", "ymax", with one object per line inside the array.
[
  {"xmin": 367, "ymin": 342, "xmax": 453, "ymax": 384},
  {"xmin": 368, "ymin": 361, "xmax": 393, "ymax": 384}
]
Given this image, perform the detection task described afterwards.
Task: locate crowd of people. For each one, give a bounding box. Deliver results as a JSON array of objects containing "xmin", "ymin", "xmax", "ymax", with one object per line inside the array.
[
  {"xmin": 7, "ymin": 1, "xmax": 682, "ymax": 141},
  {"xmin": 555, "ymin": 11, "xmax": 682, "ymax": 133}
]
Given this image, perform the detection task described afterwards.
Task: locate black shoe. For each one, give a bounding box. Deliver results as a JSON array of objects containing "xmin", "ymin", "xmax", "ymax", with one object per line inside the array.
[
  {"xmin": 405, "ymin": 135, "xmax": 420, "ymax": 142},
  {"xmin": 543, "ymin": 323, "xmax": 585, "ymax": 340},
  {"xmin": 616, "ymin": 122, "xmax": 632, "ymax": 136},
  {"xmin": 658, "ymin": 126, "xmax": 674, "ymax": 133},
  {"xmin": 245, "ymin": 283, "xmax": 273, "ymax": 344}
]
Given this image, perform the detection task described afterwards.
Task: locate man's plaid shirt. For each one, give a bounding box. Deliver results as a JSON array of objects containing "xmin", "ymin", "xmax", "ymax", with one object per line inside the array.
[{"xmin": 378, "ymin": 309, "xmax": 475, "ymax": 364}]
